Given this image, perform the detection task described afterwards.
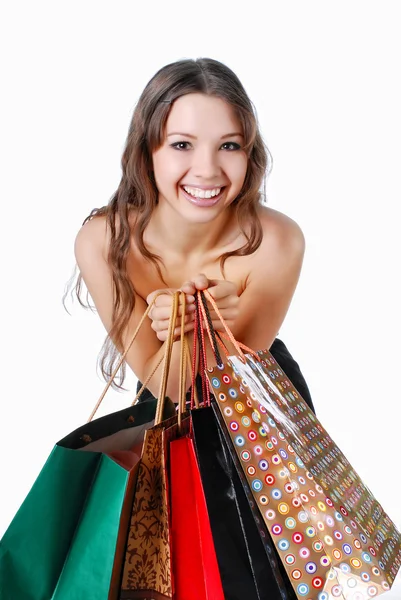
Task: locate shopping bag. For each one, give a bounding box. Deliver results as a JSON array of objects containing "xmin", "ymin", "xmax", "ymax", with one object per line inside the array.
[
  {"xmin": 120, "ymin": 414, "xmax": 191, "ymax": 600},
  {"xmin": 0, "ymin": 397, "xmax": 176, "ymax": 600},
  {"xmin": 199, "ymin": 290, "xmax": 401, "ymax": 600},
  {"xmin": 120, "ymin": 291, "xmax": 191, "ymax": 600},
  {"xmin": 168, "ymin": 320, "xmax": 224, "ymax": 600},
  {"xmin": 169, "ymin": 434, "xmax": 225, "ymax": 600},
  {"xmin": 0, "ymin": 292, "xmax": 176, "ymax": 600},
  {"xmin": 191, "ymin": 405, "xmax": 295, "ymax": 600},
  {"xmin": 187, "ymin": 294, "xmax": 294, "ymax": 600}
]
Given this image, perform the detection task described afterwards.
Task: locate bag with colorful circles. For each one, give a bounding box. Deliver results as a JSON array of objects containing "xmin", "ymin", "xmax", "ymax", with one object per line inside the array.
[{"xmin": 198, "ymin": 290, "xmax": 401, "ymax": 600}]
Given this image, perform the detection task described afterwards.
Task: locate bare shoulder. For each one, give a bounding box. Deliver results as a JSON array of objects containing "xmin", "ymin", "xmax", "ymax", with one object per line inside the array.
[
  {"xmin": 232, "ymin": 207, "xmax": 306, "ymax": 349},
  {"xmin": 74, "ymin": 214, "xmax": 110, "ymax": 264},
  {"xmin": 74, "ymin": 208, "xmax": 140, "ymax": 263},
  {"xmin": 242, "ymin": 206, "xmax": 306, "ymax": 281},
  {"xmin": 258, "ymin": 205, "xmax": 305, "ymax": 258},
  {"xmin": 241, "ymin": 205, "xmax": 306, "ymax": 292}
]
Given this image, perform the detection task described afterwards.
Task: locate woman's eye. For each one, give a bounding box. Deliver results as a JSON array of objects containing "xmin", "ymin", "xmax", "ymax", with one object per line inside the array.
[
  {"xmin": 170, "ymin": 141, "xmax": 191, "ymax": 150},
  {"xmin": 221, "ymin": 142, "xmax": 241, "ymax": 151},
  {"xmin": 170, "ymin": 141, "xmax": 241, "ymax": 151}
]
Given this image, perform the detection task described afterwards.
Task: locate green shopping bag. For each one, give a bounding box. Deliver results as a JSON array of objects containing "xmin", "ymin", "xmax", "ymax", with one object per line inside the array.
[{"xmin": 0, "ymin": 293, "xmax": 176, "ymax": 600}]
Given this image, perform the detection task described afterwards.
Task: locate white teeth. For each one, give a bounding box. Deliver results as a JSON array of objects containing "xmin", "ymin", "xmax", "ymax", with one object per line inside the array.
[{"xmin": 183, "ymin": 186, "xmax": 222, "ymax": 199}]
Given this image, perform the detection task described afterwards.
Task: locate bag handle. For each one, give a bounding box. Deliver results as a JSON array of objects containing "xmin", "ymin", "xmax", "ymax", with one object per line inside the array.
[
  {"xmin": 197, "ymin": 290, "xmax": 260, "ymax": 364},
  {"xmin": 178, "ymin": 291, "xmax": 186, "ymax": 417},
  {"xmin": 134, "ymin": 290, "xmax": 189, "ymax": 428},
  {"xmin": 131, "ymin": 354, "xmax": 165, "ymax": 407},
  {"xmin": 177, "ymin": 333, "xmax": 190, "ymax": 430},
  {"xmin": 87, "ymin": 289, "xmax": 178, "ymax": 423},
  {"xmin": 189, "ymin": 296, "xmax": 201, "ymax": 410},
  {"xmin": 177, "ymin": 290, "xmax": 206, "ymax": 425},
  {"xmin": 155, "ymin": 291, "xmax": 180, "ymax": 425},
  {"xmin": 198, "ymin": 290, "xmax": 223, "ymax": 367},
  {"xmin": 194, "ymin": 292, "xmax": 212, "ymax": 407}
]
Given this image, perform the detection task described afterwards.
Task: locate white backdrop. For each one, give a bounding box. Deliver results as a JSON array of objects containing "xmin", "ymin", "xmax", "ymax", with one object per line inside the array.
[{"xmin": 1, "ymin": 1, "xmax": 400, "ymax": 596}]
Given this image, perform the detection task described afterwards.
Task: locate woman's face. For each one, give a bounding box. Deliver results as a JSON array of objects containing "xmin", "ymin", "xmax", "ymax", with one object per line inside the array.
[{"xmin": 152, "ymin": 93, "xmax": 248, "ymax": 224}]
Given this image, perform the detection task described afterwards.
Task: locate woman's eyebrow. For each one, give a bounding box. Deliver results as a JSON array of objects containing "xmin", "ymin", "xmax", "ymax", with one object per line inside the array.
[{"xmin": 167, "ymin": 132, "xmax": 244, "ymax": 139}]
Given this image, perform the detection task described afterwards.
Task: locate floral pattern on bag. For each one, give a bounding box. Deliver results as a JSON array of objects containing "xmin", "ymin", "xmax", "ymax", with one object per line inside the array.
[
  {"xmin": 120, "ymin": 415, "xmax": 189, "ymax": 600},
  {"xmin": 121, "ymin": 422, "xmax": 172, "ymax": 599}
]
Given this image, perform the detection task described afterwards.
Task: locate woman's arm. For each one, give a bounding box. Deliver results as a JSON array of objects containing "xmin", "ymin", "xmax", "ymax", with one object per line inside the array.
[
  {"xmin": 232, "ymin": 213, "xmax": 305, "ymax": 351},
  {"xmin": 74, "ymin": 216, "xmax": 192, "ymax": 402}
]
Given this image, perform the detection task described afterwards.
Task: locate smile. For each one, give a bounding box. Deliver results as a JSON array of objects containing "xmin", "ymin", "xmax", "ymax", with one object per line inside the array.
[
  {"xmin": 180, "ymin": 185, "xmax": 226, "ymax": 207},
  {"xmin": 182, "ymin": 185, "xmax": 222, "ymax": 199}
]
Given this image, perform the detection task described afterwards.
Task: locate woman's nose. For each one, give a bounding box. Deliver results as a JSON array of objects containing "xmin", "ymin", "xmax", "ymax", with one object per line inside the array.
[{"xmin": 192, "ymin": 148, "xmax": 221, "ymax": 180}]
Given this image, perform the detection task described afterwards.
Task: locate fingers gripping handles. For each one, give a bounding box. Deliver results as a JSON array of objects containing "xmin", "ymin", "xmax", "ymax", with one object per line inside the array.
[
  {"xmin": 196, "ymin": 289, "xmax": 260, "ymax": 366},
  {"xmin": 86, "ymin": 288, "xmax": 256, "ymax": 425}
]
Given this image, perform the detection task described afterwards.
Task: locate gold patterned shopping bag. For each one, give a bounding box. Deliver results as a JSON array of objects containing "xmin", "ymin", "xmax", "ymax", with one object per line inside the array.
[
  {"xmin": 199, "ymin": 291, "xmax": 401, "ymax": 600},
  {"xmin": 120, "ymin": 291, "xmax": 191, "ymax": 600},
  {"xmin": 120, "ymin": 414, "xmax": 190, "ymax": 599}
]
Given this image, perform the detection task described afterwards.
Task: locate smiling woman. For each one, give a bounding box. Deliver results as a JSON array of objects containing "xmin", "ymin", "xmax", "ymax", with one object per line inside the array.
[
  {"xmin": 68, "ymin": 58, "xmax": 314, "ymax": 418},
  {"xmin": 152, "ymin": 94, "xmax": 248, "ymax": 222},
  {"xmin": 62, "ymin": 56, "xmax": 317, "ymax": 599}
]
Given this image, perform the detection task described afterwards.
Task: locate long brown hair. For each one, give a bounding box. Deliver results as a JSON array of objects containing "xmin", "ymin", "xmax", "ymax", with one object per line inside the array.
[{"xmin": 64, "ymin": 57, "xmax": 273, "ymax": 389}]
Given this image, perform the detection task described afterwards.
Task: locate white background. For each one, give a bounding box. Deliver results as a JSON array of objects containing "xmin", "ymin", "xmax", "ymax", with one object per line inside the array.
[{"xmin": 1, "ymin": 1, "xmax": 400, "ymax": 596}]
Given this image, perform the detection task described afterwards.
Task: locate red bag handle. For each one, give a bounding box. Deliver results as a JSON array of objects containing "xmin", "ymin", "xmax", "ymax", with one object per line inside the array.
[{"xmin": 197, "ymin": 290, "xmax": 261, "ymax": 363}]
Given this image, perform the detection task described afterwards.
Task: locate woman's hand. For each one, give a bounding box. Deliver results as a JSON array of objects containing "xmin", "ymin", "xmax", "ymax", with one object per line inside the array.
[
  {"xmin": 146, "ymin": 288, "xmax": 196, "ymax": 342},
  {"xmin": 180, "ymin": 273, "xmax": 240, "ymax": 332},
  {"xmin": 146, "ymin": 274, "xmax": 239, "ymax": 342}
]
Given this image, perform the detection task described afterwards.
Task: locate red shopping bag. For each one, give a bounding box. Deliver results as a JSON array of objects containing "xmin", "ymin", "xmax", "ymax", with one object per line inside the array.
[{"xmin": 170, "ymin": 435, "xmax": 224, "ymax": 600}]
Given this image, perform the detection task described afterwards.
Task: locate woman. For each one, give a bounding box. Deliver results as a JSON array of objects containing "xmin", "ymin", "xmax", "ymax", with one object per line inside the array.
[
  {"xmin": 72, "ymin": 57, "xmax": 315, "ymax": 415},
  {"xmin": 70, "ymin": 55, "xmax": 314, "ymax": 600}
]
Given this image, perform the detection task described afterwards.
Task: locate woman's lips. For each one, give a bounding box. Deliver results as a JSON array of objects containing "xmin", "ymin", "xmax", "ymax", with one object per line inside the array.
[{"xmin": 180, "ymin": 186, "xmax": 226, "ymax": 207}]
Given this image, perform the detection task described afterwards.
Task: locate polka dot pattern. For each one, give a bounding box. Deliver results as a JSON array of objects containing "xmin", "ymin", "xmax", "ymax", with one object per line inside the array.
[{"xmin": 207, "ymin": 350, "xmax": 401, "ymax": 599}]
